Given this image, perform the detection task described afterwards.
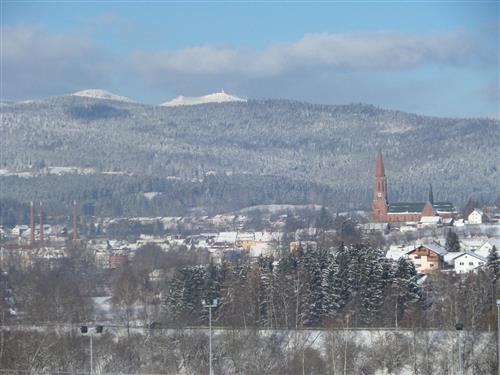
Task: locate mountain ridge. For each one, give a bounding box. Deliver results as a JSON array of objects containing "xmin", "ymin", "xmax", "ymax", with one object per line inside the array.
[
  {"xmin": 71, "ymin": 89, "xmax": 134, "ymax": 103},
  {"xmin": 1, "ymin": 95, "xmax": 498, "ymax": 213},
  {"xmin": 161, "ymin": 90, "xmax": 247, "ymax": 107}
]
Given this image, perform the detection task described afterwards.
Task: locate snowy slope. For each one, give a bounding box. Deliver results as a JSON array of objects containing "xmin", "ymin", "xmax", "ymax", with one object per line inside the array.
[
  {"xmin": 161, "ymin": 90, "xmax": 246, "ymax": 107},
  {"xmin": 72, "ymin": 89, "xmax": 134, "ymax": 103}
]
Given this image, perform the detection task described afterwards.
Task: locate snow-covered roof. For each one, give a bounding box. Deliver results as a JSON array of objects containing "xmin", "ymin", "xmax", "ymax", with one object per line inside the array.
[
  {"xmin": 478, "ymin": 239, "xmax": 500, "ymax": 249},
  {"xmin": 386, "ymin": 245, "xmax": 414, "ymax": 260},
  {"xmin": 444, "ymin": 252, "xmax": 463, "ymax": 265},
  {"xmin": 453, "ymin": 251, "xmax": 487, "ymax": 263},
  {"xmin": 475, "ymin": 240, "xmax": 500, "ymax": 258},
  {"xmin": 420, "ymin": 216, "xmax": 442, "ymax": 224},
  {"xmin": 470, "ymin": 209, "xmax": 485, "ymax": 216},
  {"xmin": 236, "ymin": 232, "xmax": 255, "ymax": 241},
  {"xmin": 409, "ymin": 243, "xmax": 447, "ymax": 256},
  {"xmin": 255, "ymin": 231, "xmax": 280, "ymax": 242},
  {"xmin": 216, "ymin": 231, "xmax": 238, "ymax": 243}
]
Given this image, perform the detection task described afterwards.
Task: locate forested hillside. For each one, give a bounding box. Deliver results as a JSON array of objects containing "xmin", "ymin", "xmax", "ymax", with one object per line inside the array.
[{"xmin": 1, "ymin": 96, "xmax": 498, "ymax": 217}]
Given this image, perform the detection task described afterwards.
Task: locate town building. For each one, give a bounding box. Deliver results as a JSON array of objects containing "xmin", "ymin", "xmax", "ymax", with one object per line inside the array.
[
  {"xmin": 452, "ymin": 251, "xmax": 487, "ymax": 274},
  {"xmin": 475, "ymin": 239, "xmax": 500, "ymax": 258},
  {"xmin": 371, "ymin": 149, "xmax": 456, "ymax": 223},
  {"xmin": 406, "ymin": 244, "xmax": 447, "ymax": 275},
  {"xmin": 468, "ymin": 209, "xmax": 487, "ymax": 224}
]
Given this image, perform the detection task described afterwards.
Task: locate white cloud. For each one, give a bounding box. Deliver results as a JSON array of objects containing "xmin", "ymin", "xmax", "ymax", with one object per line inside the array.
[
  {"xmin": 133, "ymin": 29, "xmax": 493, "ymax": 82},
  {"xmin": 2, "ymin": 25, "xmax": 113, "ymax": 101}
]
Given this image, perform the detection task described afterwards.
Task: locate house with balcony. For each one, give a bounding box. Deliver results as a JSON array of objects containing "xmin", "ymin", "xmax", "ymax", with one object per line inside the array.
[{"xmin": 406, "ymin": 243, "xmax": 447, "ymax": 275}]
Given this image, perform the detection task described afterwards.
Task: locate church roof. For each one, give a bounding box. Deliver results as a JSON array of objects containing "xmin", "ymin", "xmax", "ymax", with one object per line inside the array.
[
  {"xmin": 433, "ymin": 202, "xmax": 456, "ymax": 213},
  {"xmin": 388, "ymin": 201, "xmax": 455, "ymax": 213},
  {"xmin": 388, "ymin": 202, "xmax": 425, "ymax": 213}
]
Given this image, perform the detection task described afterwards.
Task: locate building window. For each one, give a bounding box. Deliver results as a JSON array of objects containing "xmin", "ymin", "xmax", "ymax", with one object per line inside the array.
[
  {"xmin": 415, "ymin": 264, "xmax": 422, "ymax": 267},
  {"xmin": 459, "ymin": 262, "xmax": 464, "ymax": 265},
  {"xmin": 469, "ymin": 262, "xmax": 474, "ymax": 266},
  {"xmin": 430, "ymin": 264, "xmax": 434, "ymax": 267}
]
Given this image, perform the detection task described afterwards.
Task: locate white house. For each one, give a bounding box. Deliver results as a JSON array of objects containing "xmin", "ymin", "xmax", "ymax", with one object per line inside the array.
[
  {"xmin": 406, "ymin": 243, "xmax": 447, "ymax": 275},
  {"xmin": 214, "ymin": 231, "xmax": 238, "ymax": 245},
  {"xmin": 468, "ymin": 209, "xmax": 487, "ymax": 224},
  {"xmin": 453, "ymin": 251, "xmax": 487, "ymax": 274},
  {"xmin": 475, "ymin": 239, "xmax": 500, "ymax": 259},
  {"xmin": 460, "ymin": 237, "xmax": 487, "ymax": 251},
  {"xmin": 11, "ymin": 225, "xmax": 29, "ymax": 237},
  {"xmin": 249, "ymin": 242, "xmax": 275, "ymax": 258}
]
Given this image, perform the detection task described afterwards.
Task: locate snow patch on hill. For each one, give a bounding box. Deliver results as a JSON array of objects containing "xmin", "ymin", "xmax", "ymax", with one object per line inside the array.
[
  {"xmin": 161, "ymin": 90, "xmax": 246, "ymax": 107},
  {"xmin": 72, "ymin": 89, "xmax": 134, "ymax": 103}
]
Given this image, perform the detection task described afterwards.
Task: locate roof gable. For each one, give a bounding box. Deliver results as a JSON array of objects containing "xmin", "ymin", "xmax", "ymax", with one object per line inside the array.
[
  {"xmin": 408, "ymin": 243, "xmax": 447, "ymax": 256},
  {"xmin": 455, "ymin": 251, "xmax": 487, "ymax": 262}
]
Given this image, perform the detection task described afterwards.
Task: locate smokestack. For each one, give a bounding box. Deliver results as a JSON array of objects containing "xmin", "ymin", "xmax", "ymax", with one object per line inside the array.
[
  {"xmin": 39, "ymin": 201, "xmax": 44, "ymax": 244},
  {"xmin": 72, "ymin": 200, "xmax": 78, "ymax": 241},
  {"xmin": 30, "ymin": 201, "xmax": 35, "ymax": 246}
]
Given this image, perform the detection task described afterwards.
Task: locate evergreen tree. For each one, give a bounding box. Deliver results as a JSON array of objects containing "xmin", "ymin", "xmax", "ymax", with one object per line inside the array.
[
  {"xmin": 165, "ymin": 265, "xmax": 207, "ymax": 324},
  {"xmin": 445, "ymin": 230, "xmax": 461, "ymax": 252},
  {"xmin": 391, "ymin": 257, "xmax": 422, "ymax": 326},
  {"xmin": 487, "ymin": 245, "xmax": 500, "ymax": 284},
  {"xmin": 219, "ymin": 262, "xmax": 251, "ymax": 328},
  {"xmin": 274, "ymin": 254, "xmax": 300, "ymax": 328},
  {"xmin": 315, "ymin": 206, "xmax": 334, "ymax": 230},
  {"xmin": 320, "ymin": 252, "xmax": 341, "ymax": 321},
  {"xmin": 300, "ymin": 248, "xmax": 327, "ymax": 326},
  {"xmin": 254, "ymin": 257, "xmax": 274, "ymax": 327},
  {"xmin": 331, "ymin": 243, "xmax": 352, "ymax": 311},
  {"xmin": 359, "ymin": 250, "xmax": 387, "ymax": 325}
]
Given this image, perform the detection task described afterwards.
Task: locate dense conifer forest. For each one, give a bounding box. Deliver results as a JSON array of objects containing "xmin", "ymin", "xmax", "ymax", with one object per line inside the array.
[{"xmin": 1, "ymin": 96, "xmax": 498, "ymax": 218}]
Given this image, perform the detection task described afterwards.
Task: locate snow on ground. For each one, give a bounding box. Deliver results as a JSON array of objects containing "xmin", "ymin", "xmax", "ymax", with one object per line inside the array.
[
  {"xmin": 72, "ymin": 89, "xmax": 134, "ymax": 102},
  {"xmin": 93, "ymin": 296, "xmax": 114, "ymax": 321},
  {"xmin": 236, "ymin": 204, "xmax": 323, "ymax": 214},
  {"xmin": 161, "ymin": 90, "xmax": 246, "ymax": 106}
]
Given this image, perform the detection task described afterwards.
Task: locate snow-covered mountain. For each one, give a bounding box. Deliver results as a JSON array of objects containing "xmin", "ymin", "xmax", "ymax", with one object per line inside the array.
[
  {"xmin": 71, "ymin": 89, "xmax": 133, "ymax": 103},
  {"xmin": 161, "ymin": 90, "xmax": 246, "ymax": 107}
]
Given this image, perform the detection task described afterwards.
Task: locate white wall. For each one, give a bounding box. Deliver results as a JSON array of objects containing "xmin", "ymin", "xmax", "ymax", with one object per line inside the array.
[{"xmin": 454, "ymin": 254, "xmax": 485, "ymax": 274}]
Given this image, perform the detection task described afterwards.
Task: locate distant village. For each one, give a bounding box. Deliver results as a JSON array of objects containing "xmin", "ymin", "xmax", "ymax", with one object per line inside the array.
[{"xmin": 1, "ymin": 151, "xmax": 499, "ymax": 284}]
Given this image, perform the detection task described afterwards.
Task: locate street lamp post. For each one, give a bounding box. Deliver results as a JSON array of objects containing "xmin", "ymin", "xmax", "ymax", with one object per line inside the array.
[
  {"xmin": 80, "ymin": 325, "xmax": 104, "ymax": 375},
  {"xmin": 202, "ymin": 299, "xmax": 218, "ymax": 375}
]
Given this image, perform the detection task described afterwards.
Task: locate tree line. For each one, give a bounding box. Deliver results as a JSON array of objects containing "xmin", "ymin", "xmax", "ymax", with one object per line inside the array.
[{"xmin": 2, "ymin": 242, "xmax": 499, "ymax": 374}]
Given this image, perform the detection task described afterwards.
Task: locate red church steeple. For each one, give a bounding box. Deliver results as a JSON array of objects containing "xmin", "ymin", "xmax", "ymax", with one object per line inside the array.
[
  {"xmin": 375, "ymin": 147, "xmax": 385, "ymax": 177},
  {"xmin": 371, "ymin": 148, "xmax": 388, "ymax": 222}
]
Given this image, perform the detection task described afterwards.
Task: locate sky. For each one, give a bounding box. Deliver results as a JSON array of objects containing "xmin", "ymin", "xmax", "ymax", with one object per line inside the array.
[{"xmin": 1, "ymin": 1, "xmax": 499, "ymax": 118}]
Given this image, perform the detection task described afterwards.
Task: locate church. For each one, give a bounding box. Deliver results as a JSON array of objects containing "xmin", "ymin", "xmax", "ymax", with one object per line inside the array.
[{"xmin": 371, "ymin": 149, "xmax": 456, "ymax": 223}]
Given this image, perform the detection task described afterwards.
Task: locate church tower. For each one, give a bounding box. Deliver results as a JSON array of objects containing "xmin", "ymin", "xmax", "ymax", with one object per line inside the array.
[{"xmin": 371, "ymin": 148, "xmax": 388, "ymax": 222}]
